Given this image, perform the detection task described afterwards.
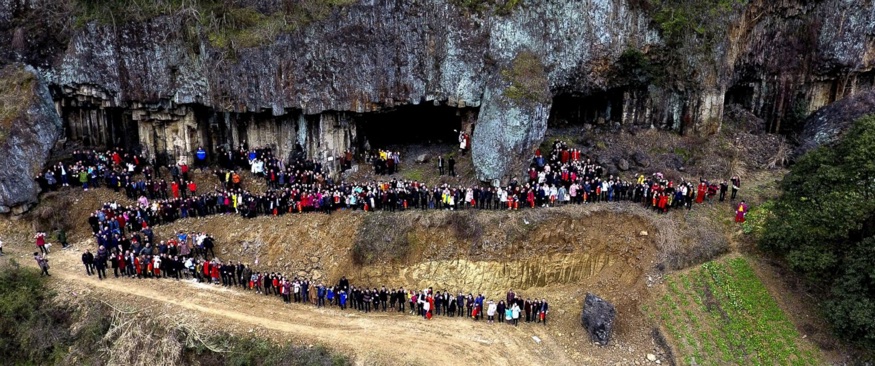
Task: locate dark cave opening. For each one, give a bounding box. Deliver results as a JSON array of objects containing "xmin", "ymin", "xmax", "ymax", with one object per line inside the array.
[
  {"xmin": 548, "ymin": 90, "xmax": 624, "ymax": 127},
  {"xmin": 356, "ymin": 103, "xmax": 477, "ymax": 149},
  {"xmin": 725, "ymin": 84, "xmax": 755, "ymax": 108}
]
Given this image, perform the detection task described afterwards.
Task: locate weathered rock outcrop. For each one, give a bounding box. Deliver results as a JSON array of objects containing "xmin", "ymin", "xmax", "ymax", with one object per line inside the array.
[
  {"xmin": 0, "ymin": 64, "xmax": 63, "ymax": 213},
  {"xmin": 797, "ymin": 90, "xmax": 875, "ymax": 156},
  {"xmin": 0, "ymin": 0, "xmax": 873, "ymax": 204},
  {"xmin": 581, "ymin": 293, "xmax": 616, "ymax": 346}
]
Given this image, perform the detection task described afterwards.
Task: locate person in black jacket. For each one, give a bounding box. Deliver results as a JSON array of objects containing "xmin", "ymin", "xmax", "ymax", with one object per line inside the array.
[
  {"xmin": 94, "ymin": 250, "xmax": 107, "ymax": 280},
  {"xmin": 203, "ymin": 235, "xmax": 215, "ymax": 259},
  {"xmin": 337, "ymin": 276, "xmax": 349, "ymax": 292},
  {"xmin": 538, "ymin": 298, "xmax": 549, "ymax": 325},
  {"xmin": 379, "ymin": 286, "xmax": 388, "ymax": 312},
  {"xmin": 82, "ymin": 249, "xmax": 94, "ymax": 276}
]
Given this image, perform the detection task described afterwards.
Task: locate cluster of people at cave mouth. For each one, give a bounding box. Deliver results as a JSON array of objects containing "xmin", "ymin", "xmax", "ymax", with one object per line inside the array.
[
  {"xmin": 73, "ymin": 225, "xmax": 547, "ymax": 325},
  {"xmin": 60, "ymin": 138, "xmax": 745, "ymax": 227}
]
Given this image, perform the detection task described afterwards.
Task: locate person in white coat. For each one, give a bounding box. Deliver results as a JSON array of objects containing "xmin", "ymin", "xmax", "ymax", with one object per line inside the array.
[
  {"xmin": 486, "ymin": 300, "xmax": 497, "ymax": 323},
  {"xmin": 511, "ymin": 303, "xmax": 521, "ymax": 326}
]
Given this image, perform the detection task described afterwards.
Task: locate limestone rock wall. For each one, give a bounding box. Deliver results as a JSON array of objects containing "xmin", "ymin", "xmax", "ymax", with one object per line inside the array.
[
  {"xmin": 0, "ymin": 64, "xmax": 62, "ymax": 213},
  {"xmin": 0, "ymin": 0, "xmax": 874, "ymax": 208}
]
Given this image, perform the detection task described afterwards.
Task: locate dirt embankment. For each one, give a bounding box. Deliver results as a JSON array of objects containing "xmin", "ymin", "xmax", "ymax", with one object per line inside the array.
[{"xmin": 1, "ymin": 187, "xmax": 669, "ymax": 365}]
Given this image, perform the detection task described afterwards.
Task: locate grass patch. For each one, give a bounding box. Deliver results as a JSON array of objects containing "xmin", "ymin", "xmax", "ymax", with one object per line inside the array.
[
  {"xmin": 650, "ymin": 257, "xmax": 821, "ymax": 365},
  {"xmin": 501, "ymin": 50, "xmax": 550, "ymax": 107},
  {"xmin": 186, "ymin": 335, "xmax": 349, "ymax": 366},
  {"xmin": 0, "ymin": 260, "xmax": 111, "ymax": 365},
  {"xmin": 73, "ymin": 0, "xmax": 354, "ymax": 48}
]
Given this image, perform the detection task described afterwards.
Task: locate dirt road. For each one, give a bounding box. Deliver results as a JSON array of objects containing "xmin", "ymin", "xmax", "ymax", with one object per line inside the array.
[{"xmin": 25, "ymin": 249, "xmax": 578, "ymax": 365}]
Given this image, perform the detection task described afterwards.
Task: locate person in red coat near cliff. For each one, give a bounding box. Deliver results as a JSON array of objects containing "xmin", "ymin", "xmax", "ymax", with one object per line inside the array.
[
  {"xmin": 695, "ymin": 181, "xmax": 707, "ymax": 204},
  {"xmin": 187, "ymin": 181, "xmax": 197, "ymax": 196},
  {"xmin": 735, "ymin": 201, "xmax": 749, "ymax": 223},
  {"xmin": 171, "ymin": 181, "xmax": 180, "ymax": 199},
  {"xmin": 211, "ymin": 262, "xmax": 221, "ymax": 284}
]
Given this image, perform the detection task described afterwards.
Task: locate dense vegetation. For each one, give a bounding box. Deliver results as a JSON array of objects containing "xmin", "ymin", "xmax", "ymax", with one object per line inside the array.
[
  {"xmin": 649, "ymin": 257, "xmax": 820, "ymax": 365},
  {"xmin": 0, "ymin": 260, "xmax": 110, "ymax": 365},
  {"xmin": 757, "ymin": 115, "xmax": 875, "ymax": 349},
  {"xmin": 0, "ymin": 260, "xmax": 348, "ymax": 365}
]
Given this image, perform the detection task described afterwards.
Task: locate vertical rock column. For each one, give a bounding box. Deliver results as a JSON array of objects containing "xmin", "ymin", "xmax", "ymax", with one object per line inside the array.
[{"xmin": 472, "ymin": 51, "xmax": 551, "ymax": 183}]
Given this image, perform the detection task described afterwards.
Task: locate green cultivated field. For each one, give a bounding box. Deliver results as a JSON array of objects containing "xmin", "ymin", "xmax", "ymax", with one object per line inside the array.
[{"xmin": 647, "ymin": 257, "xmax": 821, "ymax": 366}]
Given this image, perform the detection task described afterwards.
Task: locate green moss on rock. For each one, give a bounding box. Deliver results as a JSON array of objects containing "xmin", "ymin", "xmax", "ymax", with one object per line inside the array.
[
  {"xmin": 500, "ymin": 50, "xmax": 550, "ymax": 107},
  {"xmin": 0, "ymin": 66, "xmax": 36, "ymax": 144}
]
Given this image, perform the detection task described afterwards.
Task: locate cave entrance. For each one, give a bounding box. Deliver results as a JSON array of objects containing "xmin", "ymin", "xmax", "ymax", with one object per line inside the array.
[
  {"xmin": 725, "ymin": 85, "xmax": 755, "ymax": 108},
  {"xmin": 356, "ymin": 104, "xmax": 477, "ymax": 150},
  {"xmin": 548, "ymin": 90, "xmax": 624, "ymax": 127}
]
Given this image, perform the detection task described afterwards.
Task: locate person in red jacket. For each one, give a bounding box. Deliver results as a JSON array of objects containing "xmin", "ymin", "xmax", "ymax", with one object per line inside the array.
[
  {"xmin": 187, "ymin": 181, "xmax": 197, "ymax": 196},
  {"xmin": 171, "ymin": 181, "xmax": 180, "ymax": 199},
  {"xmin": 696, "ymin": 181, "xmax": 707, "ymax": 204},
  {"xmin": 210, "ymin": 262, "xmax": 220, "ymax": 284}
]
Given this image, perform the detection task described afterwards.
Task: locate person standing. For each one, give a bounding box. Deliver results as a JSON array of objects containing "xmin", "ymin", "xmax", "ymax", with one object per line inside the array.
[
  {"xmin": 539, "ymin": 298, "xmax": 549, "ymax": 325},
  {"xmin": 719, "ymin": 181, "xmax": 728, "ymax": 202},
  {"xmin": 81, "ymin": 249, "xmax": 95, "ymax": 276},
  {"xmin": 511, "ymin": 302, "xmax": 520, "ymax": 326},
  {"xmin": 58, "ymin": 229, "xmax": 69, "ymax": 250},
  {"xmin": 438, "ymin": 155, "xmax": 445, "ymax": 175},
  {"xmin": 34, "ymin": 252, "xmax": 49, "ymax": 276},
  {"xmin": 195, "ymin": 147, "xmax": 208, "ymax": 171},
  {"xmin": 730, "ymin": 175, "xmax": 741, "ymax": 200},
  {"xmin": 34, "ymin": 232, "xmax": 48, "ymax": 255},
  {"xmin": 524, "ymin": 298, "xmax": 532, "ymax": 322},
  {"xmin": 448, "ymin": 157, "xmax": 456, "ymax": 177},
  {"xmin": 317, "ymin": 283, "xmax": 326, "ymax": 307},
  {"xmin": 487, "ymin": 300, "xmax": 497, "ymax": 323},
  {"xmin": 735, "ymin": 200, "xmax": 749, "ymax": 223},
  {"xmin": 94, "ymin": 247, "xmax": 108, "ymax": 280}
]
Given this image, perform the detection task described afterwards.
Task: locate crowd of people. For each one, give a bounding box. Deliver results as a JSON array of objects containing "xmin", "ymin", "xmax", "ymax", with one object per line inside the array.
[
  {"xmin": 71, "ymin": 224, "xmax": 548, "ymax": 325},
  {"xmin": 22, "ymin": 134, "xmax": 757, "ymax": 331},
  {"xmin": 77, "ymin": 137, "xmax": 744, "ymax": 230}
]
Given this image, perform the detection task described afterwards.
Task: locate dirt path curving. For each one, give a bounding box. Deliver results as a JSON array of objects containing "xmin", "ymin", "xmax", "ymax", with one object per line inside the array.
[{"xmin": 27, "ymin": 250, "xmax": 574, "ymax": 365}]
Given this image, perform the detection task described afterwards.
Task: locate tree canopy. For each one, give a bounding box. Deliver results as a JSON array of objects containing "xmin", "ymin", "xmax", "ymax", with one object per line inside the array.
[{"xmin": 759, "ymin": 115, "xmax": 875, "ymax": 347}]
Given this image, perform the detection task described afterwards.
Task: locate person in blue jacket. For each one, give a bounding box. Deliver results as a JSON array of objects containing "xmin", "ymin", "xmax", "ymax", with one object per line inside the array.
[{"xmin": 195, "ymin": 147, "xmax": 207, "ymax": 171}]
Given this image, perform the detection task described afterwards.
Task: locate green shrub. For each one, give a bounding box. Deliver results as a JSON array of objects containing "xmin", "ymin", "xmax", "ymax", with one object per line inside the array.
[{"xmin": 760, "ymin": 115, "xmax": 875, "ymax": 349}]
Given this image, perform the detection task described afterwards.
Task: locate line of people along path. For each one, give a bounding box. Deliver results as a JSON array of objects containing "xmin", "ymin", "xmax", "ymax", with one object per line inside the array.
[{"xmin": 73, "ymin": 236, "xmax": 546, "ymax": 325}]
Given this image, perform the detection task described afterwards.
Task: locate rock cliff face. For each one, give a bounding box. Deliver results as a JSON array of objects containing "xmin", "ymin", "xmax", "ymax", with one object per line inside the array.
[
  {"xmin": 0, "ymin": 0, "xmax": 874, "ymax": 209},
  {"xmin": 0, "ymin": 64, "xmax": 63, "ymax": 213}
]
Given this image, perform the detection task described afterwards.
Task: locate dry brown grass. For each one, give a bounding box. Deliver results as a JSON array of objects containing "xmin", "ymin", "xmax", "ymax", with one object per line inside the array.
[{"xmin": 26, "ymin": 191, "xmax": 75, "ymax": 233}]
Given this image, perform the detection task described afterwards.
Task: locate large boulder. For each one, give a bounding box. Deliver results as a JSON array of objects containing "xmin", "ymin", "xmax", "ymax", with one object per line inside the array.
[
  {"xmin": 581, "ymin": 293, "xmax": 616, "ymax": 346},
  {"xmin": 0, "ymin": 64, "xmax": 63, "ymax": 214},
  {"xmin": 798, "ymin": 90, "xmax": 875, "ymax": 156},
  {"xmin": 472, "ymin": 50, "xmax": 551, "ymax": 182}
]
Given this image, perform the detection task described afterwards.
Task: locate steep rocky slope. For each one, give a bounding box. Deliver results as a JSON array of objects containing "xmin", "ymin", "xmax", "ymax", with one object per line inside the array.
[{"xmin": 0, "ymin": 64, "xmax": 62, "ymax": 213}]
